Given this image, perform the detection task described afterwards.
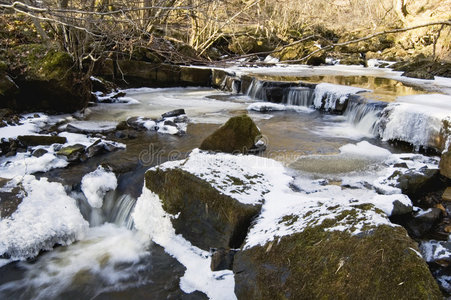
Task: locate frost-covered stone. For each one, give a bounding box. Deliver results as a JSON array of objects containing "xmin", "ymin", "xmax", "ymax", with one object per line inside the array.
[
  {"xmin": 81, "ymin": 166, "xmax": 117, "ymax": 208},
  {"xmin": 0, "ymin": 176, "xmax": 88, "ymax": 260},
  {"xmin": 313, "ymin": 83, "xmax": 368, "ymax": 112}
]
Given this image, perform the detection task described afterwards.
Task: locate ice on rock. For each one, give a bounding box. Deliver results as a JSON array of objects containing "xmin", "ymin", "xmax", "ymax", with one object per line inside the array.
[
  {"xmin": 313, "ymin": 83, "xmax": 369, "ymax": 111},
  {"xmin": 339, "ymin": 141, "xmax": 391, "ymax": 159},
  {"xmin": 0, "ymin": 176, "xmax": 88, "ymax": 260},
  {"xmin": 81, "ymin": 166, "xmax": 118, "ymax": 208},
  {"xmin": 247, "ymin": 102, "xmax": 314, "ymax": 113},
  {"xmin": 0, "ymin": 152, "xmax": 68, "ymax": 179},
  {"xmin": 379, "ymin": 94, "xmax": 451, "ymax": 150}
]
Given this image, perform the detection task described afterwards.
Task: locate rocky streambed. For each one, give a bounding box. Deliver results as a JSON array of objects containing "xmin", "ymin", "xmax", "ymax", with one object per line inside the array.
[{"xmin": 1, "ymin": 63, "xmax": 451, "ymax": 299}]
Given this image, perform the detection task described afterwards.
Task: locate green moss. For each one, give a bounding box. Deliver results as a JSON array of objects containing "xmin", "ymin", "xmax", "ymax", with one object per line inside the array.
[
  {"xmin": 279, "ymin": 214, "xmax": 299, "ymax": 226},
  {"xmin": 8, "ymin": 44, "xmax": 74, "ymax": 81},
  {"xmin": 40, "ymin": 51, "xmax": 73, "ymax": 80},
  {"xmin": 234, "ymin": 225, "xmax": 442, "ymax": 299},
  {"xmin": 228, "ymin": 176, "xmax": 245, "ymax": 185},
  {"xmin": 199, "ymin": 114, "xmax": 261, "ymax": 154}
]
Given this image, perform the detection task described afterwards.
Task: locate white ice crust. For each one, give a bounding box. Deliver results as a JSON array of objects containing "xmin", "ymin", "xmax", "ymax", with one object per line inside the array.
[
  {"xmin": 0, "ymin": 176, "xmax": 88, "ymax": 260},
  {"xmin": 81, "ymin": 166, "xmax": 118, "ymax": 208}
]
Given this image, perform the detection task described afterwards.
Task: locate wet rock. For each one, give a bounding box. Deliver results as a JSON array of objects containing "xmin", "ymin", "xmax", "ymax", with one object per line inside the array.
[
  {"xmin": 0, "ymin": 179, "xmax": 23, "ymax": 218},
  {"xmin": 114, "ymin": 130, "xmax": 137, "ymax": 139},
  {"xmin": 395, "ymin": 168, "xmax": 442, "ymax": 199},
  {"xmin": 200, "ymin": 115, "xmax": 261, "ymax": 154},
  {"xmin": 85, "ymin": 139, "xmax": 105, "ymax": 158},
  {"xmin": 402, "ymin": 70, "xmax": 434, "ymax": 80},
  {"xmin": 57, "ymin": 144, "xmax": 86, "ymax": 162},
  {"xmin": 234, "ymin": 225, "xmax": 442, "ymax": 299},
  {"xmin": 210, "ymin": 248, "xmax": 237, "ymax": 271},
  {"xmin": 393, "ymin": 162, "xmax": 409, "ymax": 168},
  {"xmin": 442, "ymin": 187, "xmax": 451, "ymax": 202},
  {"xmin": 164, "ymin": 120, "xmax": 176, "ymax": 127},
  {"xmin": 102, "ymin": 142, "xmax": 122, "ymax": 152},
  {"xmin": 392, "ymin": 199, "xmax": 413, "ymax": 215},
  {"xmin": 17, "ymin": 135, "xmax": 67, "ymax": 147},
  {"xmin": 405, "ymin": 208, "xmax": 443, "ymax": 238},
  {"xmin": 162, "ymin": 109, "xmax": 185, "ymax": 118},
  {"xmin": 180, "ymin": 67, "xmax": 212, "ymax": 86},
  {"xmin": 115, "ymin": 120, "xmax": 129, "ymax": 131},
  {"xmin": 90, "ymin": 76, "xmax": 117, "ymax": 94},
  {"xmin": 145, "ymin": 168, "xmax": 261, "ymax": 250},
  {"xmin": 111, "ymin": 91, "xmax": 126, "ymax": 99},
  {"xmin": 212, "ymin": 69, "xmax": 240, "ymax": 92},
  {"xmin": 32, "ymin": 148, "xmax": 48, "ymax": 157},
  {"xmin": 440, "ymin": 148, "xmax": 451, "ymax": 179}
]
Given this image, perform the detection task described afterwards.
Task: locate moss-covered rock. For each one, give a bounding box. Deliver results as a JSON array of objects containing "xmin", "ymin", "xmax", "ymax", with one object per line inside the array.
[
  {"xmin": 274, "ymin": 41, "xmax": 326, "ymax": 65},
  {"xmin": 145, "ymin": 168, "xmax": 261, "ymax": 250},
  {"xmin": 200, "ymin": 115, "xmax": 261, "ymax": 154},
  {"xmin": 228, "ymin": 35, "xmax": 274, "ymax": 55},
  {"xmin": 234, "ymin": 224, "xmax": 441, "ymax": 299},
  {"xmin": 57, "ymin": 144, "xmax": 85, "ymax": 162},
  {"xmin": 4, "ymin": 44, "xmax": 91, "ymax": 112}
]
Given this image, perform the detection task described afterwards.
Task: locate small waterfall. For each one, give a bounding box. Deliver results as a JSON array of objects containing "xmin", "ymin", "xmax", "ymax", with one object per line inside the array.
[
  {"xmin": 74, "ymin": 190, "xmax": 136, "ymax": 229},
  {"xmin": 283, "ymin": 87, "xmax": 313, "ymax": 107},
  {"xmin": 343, "ymin": 100, "xmax": 386, "ymax": 136},
  {"xmin": 109, "ymin": 194, "xmax": 136, "ymax": 229},
  {"xmin": 246, "ymin": 79, "xmax": 266, "ymax": 101}
]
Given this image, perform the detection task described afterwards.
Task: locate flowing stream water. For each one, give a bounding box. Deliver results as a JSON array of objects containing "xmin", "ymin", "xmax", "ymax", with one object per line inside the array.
[{"xmin": 1, "ymin": 67, "xmax": 451, "ymax": 299}]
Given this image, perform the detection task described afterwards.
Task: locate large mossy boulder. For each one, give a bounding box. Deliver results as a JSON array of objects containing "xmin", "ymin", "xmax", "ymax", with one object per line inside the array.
[
  {"xmin": 4, "ymin": 44, "xmax": 91, "ymax": 112},
  {"xmin": 199, "ymin": 115, "xmax": 261, "ymax": 154},
  {"xmin": 145, "ymin": 167, "xmax": 261, "ymax": 250},
  {"xmin": 234, "ymin": 224, "xmax": 441, "ymax": 299}
]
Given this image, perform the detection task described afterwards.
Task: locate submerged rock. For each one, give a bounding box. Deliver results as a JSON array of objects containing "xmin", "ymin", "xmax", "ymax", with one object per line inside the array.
[{"xmin": 199, "ymin": 115, "xmax": 261, "ymax": 154}]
